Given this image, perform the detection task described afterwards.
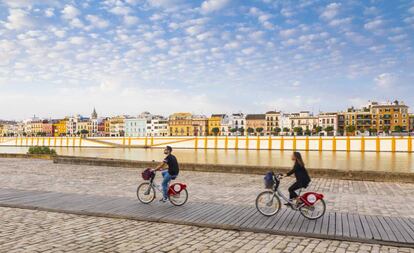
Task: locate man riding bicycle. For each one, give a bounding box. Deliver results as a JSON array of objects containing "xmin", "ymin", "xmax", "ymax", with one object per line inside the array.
[{"xmin": 153, "ymin": 146, "xmax": 179, "ymax": 202}]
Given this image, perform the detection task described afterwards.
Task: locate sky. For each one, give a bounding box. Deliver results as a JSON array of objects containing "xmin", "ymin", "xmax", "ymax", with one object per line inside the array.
[{"xmin": 0, "ymin": 0, "xmax": 413, "ymax": 120}]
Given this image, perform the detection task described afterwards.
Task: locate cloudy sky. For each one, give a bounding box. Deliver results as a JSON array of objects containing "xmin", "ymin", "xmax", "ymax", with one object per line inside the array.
[{"xmin": 0, "ymin": 0, "xmax": 413, "ymax": 120}]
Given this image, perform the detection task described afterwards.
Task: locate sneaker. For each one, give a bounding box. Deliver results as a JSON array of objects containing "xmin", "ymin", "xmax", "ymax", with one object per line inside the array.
[{"xmin": 159, "ymin": 198, "xmax": 168, "ymax": 203}]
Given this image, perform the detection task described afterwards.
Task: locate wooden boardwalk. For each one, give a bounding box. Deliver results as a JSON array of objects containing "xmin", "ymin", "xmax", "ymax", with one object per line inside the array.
[{"xmin": 0, "ymin": 188, "xmax": 413, "ymax": 247}]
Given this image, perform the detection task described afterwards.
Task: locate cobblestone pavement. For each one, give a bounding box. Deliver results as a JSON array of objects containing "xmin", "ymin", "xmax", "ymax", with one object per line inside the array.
[
  {"xmin": 1, "ymin": 207, "xmax": 413, "ymax": 253},
  {"xmin": 1, "ymin": 158, "xmax": 414, "ymax": 218}
]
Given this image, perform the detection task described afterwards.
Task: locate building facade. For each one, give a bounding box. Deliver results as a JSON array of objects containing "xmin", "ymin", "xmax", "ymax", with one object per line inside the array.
[
  {"xmin": 318, "ymin": 112, "xmax": 338, "ymax": 135},
  {"xmin": 290, "ymin": 111, "xmax": 318, "ymax": 134},
  {"xmin": 109, "ymin": 116, "xmax": 126, "ymax": 137},
  {"xmin": 228, "ymin": 113, "xmax": 245, "ymax": 135},
  {"xmin": 191, "ymin": 115, "xmax": 208, "ymax": 136},
  {"xmin": 168, "ymin": 113, "xmax": 193, "ymax": 136},
  {"xmin": 246, "ymin": 114, "xmax": 266, "ymax": 135},
  {"xmin": 370, "ymin": 101, "xmax": 409, "ymax": 133},
  {"xmin": 125, "ymin": 118, "xmax": 147, "ymax": 137},
  {"xmin": 265, "ymin": 111, "xmax": 280, "ymax": 135},
  {"xmin": 410, "ymin": 114, "xmax": 414, "ymax": 132}
]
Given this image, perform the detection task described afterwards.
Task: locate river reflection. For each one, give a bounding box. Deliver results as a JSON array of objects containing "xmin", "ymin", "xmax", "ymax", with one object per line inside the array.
[{"xmin": 1, "ymin": 147, "xmax": 412, "ymax": 173}]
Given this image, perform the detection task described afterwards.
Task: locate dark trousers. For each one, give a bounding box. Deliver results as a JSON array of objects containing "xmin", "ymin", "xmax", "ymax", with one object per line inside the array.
[{"xmin": 288, "ymin": 181, "xmax": 307, "ymax": 199}]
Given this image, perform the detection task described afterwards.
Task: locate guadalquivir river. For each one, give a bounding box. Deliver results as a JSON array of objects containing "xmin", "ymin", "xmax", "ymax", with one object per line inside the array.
[{"xmin": 1, "ymin": 146, "xmax": 413, "ymax": 173}]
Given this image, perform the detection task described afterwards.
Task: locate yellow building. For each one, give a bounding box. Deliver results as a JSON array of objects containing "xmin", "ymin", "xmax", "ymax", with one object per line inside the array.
[
  {"xmin": 370, "ymin": 101, "xmax": 409, "ymax": 132},
  {"xmin": 108, "ymin": 116, "xmax": 126, "ymax": 137},
  {"xmin": 265, "ymin": 111, "xmax": 280, "ymax": 135},
  {"xmin": 0, "ymin": 124, "xmax": 4, "ymax": 136},
  {"xmin": 410, "ymin": 114, "xmax": 414, "ymax": 132},
  {"xmin": 342, "ymin": 107, "xmax": 372, "ymax": 134},
  {"xmin": 53, "ymin": 119, "xmax": 67, "ymax": 137},
  {"xmin": 27, "ymin": 120, "xmax": 44, "ymax": 136},
  {"xmin": 168, "ymin": 113, "xmax": 193, "ymax": 136},
  {"xmin": 208, "ymin": 114, "xmax": 224, "ymax": 136}
]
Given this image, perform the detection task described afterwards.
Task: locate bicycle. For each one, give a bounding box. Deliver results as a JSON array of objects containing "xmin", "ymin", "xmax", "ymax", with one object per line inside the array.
[
  {"xmin": 137, "ymin": 169, "xmax": 188, "ymax": 206},
  {"xmin": 256, "ymin": 173, "xmax": 326, "ymax": 220}
]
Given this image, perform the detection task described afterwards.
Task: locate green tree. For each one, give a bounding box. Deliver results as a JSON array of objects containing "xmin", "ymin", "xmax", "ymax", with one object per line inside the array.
[
  {"xmin": 273, "ymin": 127, "xmax": 281, "ymax": 136},
  {"xmin": 383, "ymin": 126, "xmax": 390, "ymax": 134},
  {"xmin": 345, "ymin": 125, "xmax": 356, "ymax": 134},
  {"xmin": 394, "ymin": 125, "xmax": 403, "ymax": 133},
  {"xmin": 229, "ymin": 128, "xmax": 237, "ymax": 135},
  {"xmin": 315, "ymin": 126, "xmax": 323, "ymax": 133},
  {"xmin": 283, "ymin": 127, "xmax": 290, "ymax": 133},
  {"xmin": 247, "ymin": 127, "xmax": 255, "ymax": 135},
  {"xmin": 238, "ymin": 127, "xmax": 245, "ymax": 136},
  {"xmin": 305, "ymin": 129, "xmax": 312, "ymax": 136},
  {"xmin": 211, "ymin": 127, "xmax": 220, "ymax": 136},
  {"xmin": 256, "ymin": 127, "xmax": 264, "ymax": 135},
  {"xmin": 325, "ymin": 126, "xmax": 334, "ymax": 133},
  {"xmin": 80, "ymin": 129, "xmax": 89, "ymax": 135},
  {"xmin": 293, "ymin": 127, "xmax": 303, "ymax": 135}
]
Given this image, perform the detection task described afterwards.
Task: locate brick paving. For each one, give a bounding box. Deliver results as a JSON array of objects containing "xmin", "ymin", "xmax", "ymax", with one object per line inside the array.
[
  {"xmin": 1, "ymin": 207, "xmax": 413, "ymax": 253},
  {"xmin": 1, "ymin": 158, "xmax": 413, "ymax": 218}
]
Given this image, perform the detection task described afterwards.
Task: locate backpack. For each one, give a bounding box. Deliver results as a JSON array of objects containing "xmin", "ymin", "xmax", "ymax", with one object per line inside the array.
[{"xmin": 264, "ymin": 171, "xmax": 275, "ymax": 189}]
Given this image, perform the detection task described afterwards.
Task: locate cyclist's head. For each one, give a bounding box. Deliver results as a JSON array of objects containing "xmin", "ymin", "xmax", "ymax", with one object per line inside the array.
[
  {"xmin": 164, "ymin": 146, "xmax": 172, "ymax": 154},
  {"xmin": 292, "ymin": 152, "xmax": 305, "ymax": 167}
]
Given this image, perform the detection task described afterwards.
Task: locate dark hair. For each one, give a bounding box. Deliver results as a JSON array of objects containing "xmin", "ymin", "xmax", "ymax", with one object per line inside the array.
[
  {"xmin": 166, "ymin": 146, "xmax": 172, "ymax": 152},
  {"xmin": 293, "ymin": 152, "xmax": 305, "ymax": 168}
]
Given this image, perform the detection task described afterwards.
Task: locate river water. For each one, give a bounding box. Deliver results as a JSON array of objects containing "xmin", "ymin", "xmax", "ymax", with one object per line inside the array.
[{"xmin": 1, "ymin": 146, "xmax": 413, "ymax": 173}]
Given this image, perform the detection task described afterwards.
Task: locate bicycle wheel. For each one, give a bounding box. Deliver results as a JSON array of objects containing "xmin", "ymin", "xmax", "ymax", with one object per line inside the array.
[
  {"xmin": 169, "ymin": 188, "xmax": 188, "ymax": 206},
  {"xmin": 300, "ymin": 199, "xmax": 326, "ymax": 220},
  {"xmin": 256, "ymin": 191, "xmax": 281, "ymax": 216},
  {"xmin": 136, "ymin": 182, "xmax": 156, "ymax": 204}
]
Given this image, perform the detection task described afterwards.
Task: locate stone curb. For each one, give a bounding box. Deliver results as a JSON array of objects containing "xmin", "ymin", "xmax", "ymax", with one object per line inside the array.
[{"xmin": 52, "ymin": 155, "xmax": 414, "ymax": 183}]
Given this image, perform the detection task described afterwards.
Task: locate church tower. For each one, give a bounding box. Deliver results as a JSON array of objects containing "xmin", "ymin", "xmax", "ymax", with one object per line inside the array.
[{"xmin": 91, "ymin": 108, "xmax": 98, "ymax": 119}]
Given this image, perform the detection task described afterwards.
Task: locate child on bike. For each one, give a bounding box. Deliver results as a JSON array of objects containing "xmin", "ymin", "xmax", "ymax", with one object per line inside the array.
[{"xmin": 284, "ymin": 152, "xmax": 311, "ymax": 205}]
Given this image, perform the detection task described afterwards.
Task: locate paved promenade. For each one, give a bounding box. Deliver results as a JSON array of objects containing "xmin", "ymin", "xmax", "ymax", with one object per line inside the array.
[
  {"xmin": 0, "ymin": 187, "xmax": 413, "ymax": 247},
  {"xmin": 1, "ymin": 158, "xmax": 414, "ymax": 252},
  {"xmin": 1, "ymin": 158, "xmax": 413, "ymax": 218}
]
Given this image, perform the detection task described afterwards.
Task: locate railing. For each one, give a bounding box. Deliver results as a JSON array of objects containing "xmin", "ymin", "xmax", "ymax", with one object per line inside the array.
[{"xmin": 0, "ymin": 136, "xmax": 413, "ymax": 152}]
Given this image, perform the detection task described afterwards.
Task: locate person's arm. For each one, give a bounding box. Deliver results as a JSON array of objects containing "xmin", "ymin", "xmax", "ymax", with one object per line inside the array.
[
  {"xmin": 286, "ymin": 163, "xmax": 297, "ymax": 177},
  {"xmin": 154, "ymin": 161, "xmax": 166, "ymax": 171}
]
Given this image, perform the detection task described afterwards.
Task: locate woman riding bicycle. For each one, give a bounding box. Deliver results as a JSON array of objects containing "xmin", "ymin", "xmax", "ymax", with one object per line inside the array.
[{"xmin": 284, "ymin": 152, "xmax": 311, "ymax": 205}]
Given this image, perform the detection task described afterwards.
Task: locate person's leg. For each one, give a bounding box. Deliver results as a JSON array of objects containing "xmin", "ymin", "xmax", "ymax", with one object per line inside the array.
[
  {"xmin": 161, "ymin": 171, "xmax": 172, "ymax": 200},
  {"xmin": 288, "ymin": 182, "xmax": 301, "ymax": 200}
]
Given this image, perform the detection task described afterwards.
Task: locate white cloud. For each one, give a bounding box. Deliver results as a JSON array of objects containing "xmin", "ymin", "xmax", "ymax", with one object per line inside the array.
[
  {"xmin": 124, "ymin": 16, "xmax": 139, "ymax": 26},
  {"xmin": 374, "ymin": 73, "xmax": 396, "ymax": 88},
  {"xmin": 61, "ymin": 5, "xmax": 80, "ymax": 20},
  {"xmin": 241, "ymin": 47, "xmax": 255, "ymax": 55},
  {"xmin": 329, "ymin": 17, "xmax": 352, "ymax": 27},
  {"xmin": 86, "ymin": 15, "xmax": 109, "ymax": 29},
  {"xmin": 44, "ymin": 8, "xmax": 55, "ymax": 17},
  {"xmin": 364, "ymin": 19, "xmax": 383, "ymax": 31},
  {"xmin": 69, "ymin": 36, "xmax": 86, "ymax": 45},
  {"xmin": 4, "ymin": 9, "xmax": 35, "ymax": 30},
  {"xmin": 320, "ymin": 3, "xmax": 341, "ymax": 20},
  {"xmin": 279, "ymin": 28, "xmax": 296, "ymax": 38},
  {"xmin": 388, "ymin": 34, "xmax": 407, "ymax": 43},
  {"xmin": 224, "ymin": 41, "xmax": 240, "ymax": 49},
  {"xmin": 201, "ymin": 0, "xmax": 230, "ymax": 13},
  {"xmin": 53, "ymin": 30, "xmax": 66, "ymax": 38},
  {"xmin": 109, "ymin": 6, "xmax": 132, "ymax": 16}
]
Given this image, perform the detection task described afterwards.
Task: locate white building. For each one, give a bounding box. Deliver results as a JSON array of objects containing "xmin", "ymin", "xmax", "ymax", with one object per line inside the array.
[
  {"xmin": 146, "ymin": 116, "xmax": 168, "ymax": 137},
  {"xmin": 290, "ymin": 111, "xmax": 319, "ymax": 134},
  {"xmin": 124, "ymin": 118, "xmax": 146, "ymax": 137},
  {"xmin": 228, "ymin": 113, "xmax": 245, "ymax": 135},
  {"xmin": 318, "ymin": 112, "xmax": 338, "ymax": 135},
  {"xmin": 279, "ymin": 113, "xmax": 292, "ymax": 135}
]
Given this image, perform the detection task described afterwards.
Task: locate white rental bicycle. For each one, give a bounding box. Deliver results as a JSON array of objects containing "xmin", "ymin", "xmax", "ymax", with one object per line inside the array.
[
  {"xmin": 137, "ymin": 169, "xmax": 188, "ymax": 206},
  {"xmin": 256, "ymin": 173, "xmax": 326, "ymax": 220}
]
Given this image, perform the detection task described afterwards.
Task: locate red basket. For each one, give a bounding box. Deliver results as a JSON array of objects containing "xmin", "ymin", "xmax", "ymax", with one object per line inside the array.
[{"xmin": 142, "ymin": 168, "xmax": 153, "ymax": 180}]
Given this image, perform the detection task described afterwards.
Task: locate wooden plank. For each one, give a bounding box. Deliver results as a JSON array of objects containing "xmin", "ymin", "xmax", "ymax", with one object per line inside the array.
[
  {"xmin": 335, "ymin": 212, "xmax": 342, "ymax": 237},
  {"xmin": 377, "ymin": 216, "xmax": 397, "ymax": 242},
  {"xmin": 200, "ymin": 205, "xmax": 237, "ymax": 225},
  {"xmin": 341, "ymin": 213, "xmax": 350, "ymax": 239},
  {"xmin": 191, "ymin": 204, "xmax": 228, "ymax": 223},
  {"xmin": 365, "ymin": 215, "xmax": 382, "ymax": 241},
  {"xmin": 393, "ymin": 217, "xmax": 414, "ymax": 243},
  {"xmin": 222, "ymin": 206, "xmax": 251, "ymax": 226},
  {"xmin": 352, "ymin": 214, "xmax": 367, "ymax": 239},
  {"xmin": 214, "ymin": 205, "xmax": 246, "ymax": 225},
  {"xmin": 230, "ymin": 208, "xmax": 257, "ymax": 227},
  {"xmin": 371, "ymin": 216, "xmax": 389, "ymax": 241},
  {"xmin": 276, "ymin": 209, "xmax": 296, "ymax": 231},
  {"xmin": 286, "ymin": 211, "xmax": 303, "ymax": 232},
  {"xmin": 383, "ymin": 216, "xmax": 407, "ymax": 243},
  {"xmin": 327, "ymin": 213, "xmax": 336, "ymax": 237},
  {"xmin": 347, "ymin": 213, "xmax": 358, "ymax": 238},
  {"xmin": 320, "ymin": 212, "xmax": 330, "ymax": 235},
  {"xmin": 261, "ymin": 208, "xmax": 287, "ymax": 230},
  {"xmin": 358, "ymin": 215, "xmax": 373, "ymax": 240}
]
